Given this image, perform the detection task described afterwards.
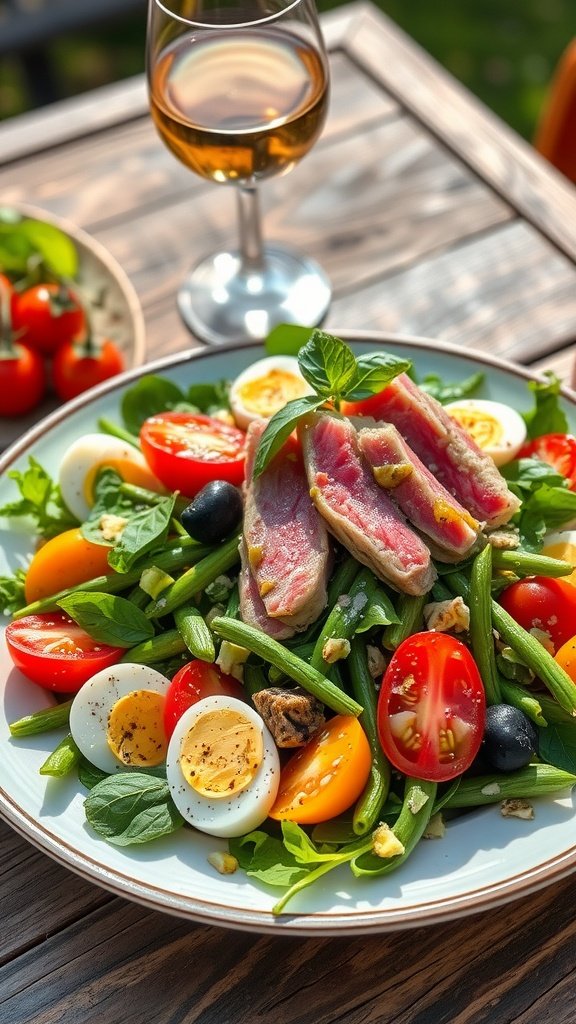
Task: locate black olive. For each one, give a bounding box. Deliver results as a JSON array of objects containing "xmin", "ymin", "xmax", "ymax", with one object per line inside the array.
[
  {"xmin": 180, "ymin": 480, "xmax": 243, "ymax": 544},
  {"xmin": 482, "ymin": 704, "xmax": 539, "ymax": 772}
]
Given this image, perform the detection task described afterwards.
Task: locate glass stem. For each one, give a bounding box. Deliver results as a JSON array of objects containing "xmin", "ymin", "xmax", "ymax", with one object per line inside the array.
[{"xmin": 236, "ymin": 185, "xmax": 265, "ymax": 274}]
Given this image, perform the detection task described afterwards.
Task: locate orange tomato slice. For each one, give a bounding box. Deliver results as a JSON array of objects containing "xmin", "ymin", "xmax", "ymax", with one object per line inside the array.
[{"xmin": 25, "ymin": 528, "xmax": 113, "ymax": 603}]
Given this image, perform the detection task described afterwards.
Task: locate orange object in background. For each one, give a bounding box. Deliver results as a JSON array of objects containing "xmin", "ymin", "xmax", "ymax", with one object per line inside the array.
[{"xmin": 534, "ymin": 38, "xmax": 576, "ymax": 183}]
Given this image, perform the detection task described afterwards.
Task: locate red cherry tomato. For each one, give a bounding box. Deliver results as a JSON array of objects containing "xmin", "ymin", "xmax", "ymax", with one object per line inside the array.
[
  {"xmin": 140, "ymin": 412, "xmax": 246, "ymax": 496},
  {"xmin": 499, "ymin": 576, "xmax": 576, "ymax": 653},
  {"xmin": 163, "ymin": 659, "xmax": 244, "ymax": 738},
  {"xmin": 52, "ymin": 337, "xmax": 125, "ymax": 401},
  {"xmin": 518, "ymin": 433, "xmax": 576, "ymax": 490},
  {"xmin": 11, "ymin": 283, "xmax": 86, "ymax": 356},
  {"xmin": 0, "ymin": 342, "xmax": 45, "ymax": 416},
  {"xmin": 5, "ymin": 613, "xmax": 123, "ymax": 692},
  {"xmin": 377, "ymin": 632, "xmax": 485, "ymax": 782}
]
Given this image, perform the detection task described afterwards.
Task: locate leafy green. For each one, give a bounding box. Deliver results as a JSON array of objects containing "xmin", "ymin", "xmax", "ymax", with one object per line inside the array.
[
  {"xmin": 354, "ymin": 587, "xmax": 399, "ymax": 632},
  {"xmin": 501, "ymin": 456, "xmax": 576, "ymax": 549},
  {"xmin": 265, "ymin": 323, "xmax": 314, "ymax": 356},
  {"xmin": 0, "ymin": 214, "xmax": 78, "ymax": 278},
  {"xmin": 0, "ymin": 457, "xmax": 78, "ymax": 539},
  {"xmin": 252, "ymin": 394, "xmax": 325, "ymax": 478},
  {"xmin": 81, "ymin": 467, "xmax": 134, "ymax": 547},
  {"xmin": 344, "ymin": 351, "xmax": 412, "ymax": 401},
  {"xmin": 299, "ymin": 330, "xmax": 358, "ymax": 397},
  {"xmin": 121, "ymin": 375, "xmax": 187, "ymax": 434},
  {"xmin": 84, "ymin": 773, "xmax": 183, "ymax": 846},
  {"xmin": 0, "ymin": 567, "xmax": 27, "ymax": 614},
  {"xmin": 186, "ymin": 380, "xmax": 230, "ymax": 413},
  {"xmin": 107, "ymin": 495, "xmax": 175, "ymax": 573},
  {"xmin": 78, "ymin": 759, "xmax": 167, "ymax": 791},
  {"xmin": 228, "ymin": 830, "xmax": 311, "ymax": 887},
  {"xmin": 522, "ymin": 373, "xmax": 569, "ymax": 439},
  {"xmin": 417, "ymin": 371, "xmax": 484, "ymax": 404},
  {"xmin": 57, "ymin": 591, "xmax": 155, "ymax": 647},
  {"xmin": 538, "ymin": 723, "xmax": 576, "ymax": 775}
]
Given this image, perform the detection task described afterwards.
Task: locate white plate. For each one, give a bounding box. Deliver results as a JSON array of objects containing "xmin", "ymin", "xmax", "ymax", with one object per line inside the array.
[{"xmin": 2, "ymin": 332, "xmax": 576, "ymax": 936}]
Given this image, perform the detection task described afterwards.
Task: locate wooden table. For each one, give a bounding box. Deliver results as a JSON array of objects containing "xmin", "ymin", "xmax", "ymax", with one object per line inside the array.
[{"xmin": 2, "ymin": 3, "xmax": 576, "ymax": 1021}]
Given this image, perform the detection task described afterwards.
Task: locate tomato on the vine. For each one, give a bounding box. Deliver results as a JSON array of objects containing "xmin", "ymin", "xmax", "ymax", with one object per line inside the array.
[
  {"xmin": 163, "ymin": 660, "xmax": 244, "ymax": 739},
  {"xmin": 377, "ymin": 632, "xmax": 485, "ymax": 782},
  {"xmin": 140, "ymin": 412, "xmax": 246, "ymax": 496},
  {"xmin": 52, "ymin": 337, "xmax": 125, "ymax": 401},
  {"xmin": 11, "ymin": 283, "xmax": 86, "ymax": 356},
  {"xmin": 5, "ymin": 613, "xmax": 123, "ymax": 692},
  {"xmin": 499, "ymin": 576, "xmax": 576, "ymax": 653},
  {"xmin": 0, "ymin": 342, "xmax": 45, "ymax": 416},
  {"xmin": 518, "ymin": 433, "xmax": 576, "ymax": 491}
]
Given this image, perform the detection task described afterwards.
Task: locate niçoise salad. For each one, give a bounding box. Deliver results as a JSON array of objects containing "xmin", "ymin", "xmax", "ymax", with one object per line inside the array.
[{"xmin": 3, "ymin": 329, "xmax": 576, "ymax": 916}]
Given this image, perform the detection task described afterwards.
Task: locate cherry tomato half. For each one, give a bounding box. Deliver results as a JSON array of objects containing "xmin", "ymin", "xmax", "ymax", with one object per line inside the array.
[
  {"xmin": 11, "ymin": 283, "xmax": 86, "ymax": 356},
  {"xmin": 140, "ymin": 412, "xmax": 246, "ymax": 496},
  {"xmin": 0, "ymin": 342, "xmax": 45, "ymax": 416},
  {"xmin": 5, "ymin": 613, "xmax": 123, "ymax": 692},
  {"xmin": 163, "ymin": 659, "xmax": 244, "ymax": 739},
  {"xmin": 499, "ymin": 576, "xmax": 576, "ymax": 653},
  {"xmin": 517, "ymin": 433, "xmax": 576, "ymax": 491},
  {"xmin": 269, "ymin": 715, "xmax": 372, "ymax": 824},
  {"xmin": 377, "ymin": 632, "xmax": 485, "ymax": 783},
  {"xmin": 24, "ymin": 528, "xmax": 113, "ymax": 604},
  {"xmin": 52, "ymin": 337, "xmax": 125, "ymax": 401}
]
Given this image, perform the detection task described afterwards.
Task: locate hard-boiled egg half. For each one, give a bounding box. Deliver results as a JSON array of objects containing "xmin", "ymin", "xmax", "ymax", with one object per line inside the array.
[
  {"xmin": 541, "ymin": 530, "xmax": 576, "ymax": 587},
  {"xmin": 444, "ymin": 399, "xmax": 527, "ymax": 467},
  {"xmin": 229, "ymin": 355, "xmax": 313, "ymax": 430},
  {"xmin": 166, "ymin": 694, "xmax": 280, "ymax": 838},
  {"xmin": 59, "ymin": 433, "xmax": 164, "ymax": 522},
  {"xmin": 69, "ymin": 663, "xmax": 172, "ymax": 773}
]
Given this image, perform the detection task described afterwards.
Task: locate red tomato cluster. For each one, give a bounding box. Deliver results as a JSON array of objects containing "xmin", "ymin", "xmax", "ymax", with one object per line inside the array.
[{"xmin": 0, "ymin": 276, "xmax": 124, "ymax": 416}]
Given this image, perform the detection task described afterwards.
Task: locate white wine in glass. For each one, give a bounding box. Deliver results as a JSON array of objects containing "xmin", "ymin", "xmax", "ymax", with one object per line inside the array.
[{"xmin": 147, "ymin": 0, "xmax": 332, "ymax": 345}]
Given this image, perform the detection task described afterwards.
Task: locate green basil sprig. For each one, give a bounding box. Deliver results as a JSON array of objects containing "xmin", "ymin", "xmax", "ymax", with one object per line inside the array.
[
  {"xmin": 107, "ymin": 494, "xmax": 175, "ymax": 573},
  {"xmin": 58, "ymin": 591, "xmax": 155, "ymax": 647},
  {"xmin": 84, "ymin": 773, "xmax": 183, "ymax": 846},
  {"xmin": 253, "ymin": 330, "xmax": 410, "ymax": 478}
]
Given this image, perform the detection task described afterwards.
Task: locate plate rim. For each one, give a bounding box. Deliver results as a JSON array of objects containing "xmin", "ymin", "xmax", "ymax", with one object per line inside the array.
[{"xmin": 2, "ymin": 330, "xmax": 576, "ymax": 936}]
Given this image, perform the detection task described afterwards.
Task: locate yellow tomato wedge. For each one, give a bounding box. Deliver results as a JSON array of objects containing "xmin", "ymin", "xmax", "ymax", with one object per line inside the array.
[
  {"xmin": 541, "ymin": 531, "xmax": 576, "ymax": 587},
  {"xmin": 25, "ymin": 528, "xmax": 113, "ymax": 603}
]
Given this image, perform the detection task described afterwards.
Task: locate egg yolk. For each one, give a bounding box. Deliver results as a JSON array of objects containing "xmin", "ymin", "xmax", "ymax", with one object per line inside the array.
[
  {"xmin": 541, "ymin": 540, "xmax": 576, "ymax": 587},
  {"xmin": 107, "ymin": 689, "xmax": 168, "ymax": 767},
  {"xmin": 448, "ymin": 407, "xmax": 503, "ymax": 451},
  {"xmin": 84, "ymin": 458, "xmax": 163, "ymax": 507},
  {"xmin": 179, "ymin": 708, "xmax": 263, "ymax": 799},
  {"xmin": 238, "ymin": 369, "xmax": 308, "ymax": 419}
]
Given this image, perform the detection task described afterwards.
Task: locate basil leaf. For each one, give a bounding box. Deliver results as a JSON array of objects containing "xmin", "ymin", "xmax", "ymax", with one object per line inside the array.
[
  {"xmin": 228, "ymin": 831, "xmax": 310, "ymax": 887},
  {"xmin": 57, "ymin": 592, "xmax": 155, "ymax": 647},
  {"xmin": 501, "ymin": 457, "xmax": 567, "ymax": 492},
  {"xmin": 252, "ymin": 394, "xmax": 325, "ymax": 478},
  {"xmin": 538, "ymin": 723, "xmax": 576, "ymax": 775},
  {"xmin": 0, "ymin": 568, "xmax": 26, "ymax": 614},
  {"xmin": 298, "ymin": 330, "xmax": 358, "ymax": 398},
  {"xmin": 187, "ymin": 380, "xmax": 230, "ymax": 412},
  {"xmin": 0, "ymin": 456, "xmax": 78, "ymax": 539},
  {"xmin": 343, "ymin": 352, "xmax": 412, "ymax": 401},
  {"xmin": 265, "ymin": 323, "xmax": 314, "ymax": 356},
  {"xmin": 355, "ymin": 587, "xmax": 399, "ymax": 632},
  {"xmin": 81, "ymin": 467, "xmax": 134, "ymax": 547},
  {"xmin": 19, "ymin": 218, "xmax": 78, "ymax": 278},
  {"xmin": 522, "ymin": 373, "xmax": 569, "ymax": 439},
  {"xmin": 84, "ymin": 773, "xmax": 183, "ymax": 846},
  {"xmin": 121, "ymin": 375, "xmax": 185, "ymax": 434},
  {"xmin": 418, "ymin": 371, "xmax": 484, "ymax": 405},
  {"xmin": 107, "ymin": 495, "xmax": 175, "ymax": 573},
  {"xmin": 281, "ymin": 821, "xmax": 345, "ymax": 863}
]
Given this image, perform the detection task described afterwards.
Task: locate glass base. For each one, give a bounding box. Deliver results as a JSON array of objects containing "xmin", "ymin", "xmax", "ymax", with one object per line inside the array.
[{"xmin": 177, "ymin": 245, "xmax": 332, "ymax": 346}]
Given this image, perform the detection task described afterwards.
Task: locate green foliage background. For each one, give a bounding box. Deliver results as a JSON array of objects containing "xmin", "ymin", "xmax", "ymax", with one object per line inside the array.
[{"xmin": 0, "ymin": 1, "xmax": 573, "ymax": 140}]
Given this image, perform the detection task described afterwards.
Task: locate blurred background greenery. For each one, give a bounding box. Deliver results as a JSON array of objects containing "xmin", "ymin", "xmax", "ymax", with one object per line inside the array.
[{"xmin": 0, "ymin": 0, "xmax": 572, "ymax": 141}]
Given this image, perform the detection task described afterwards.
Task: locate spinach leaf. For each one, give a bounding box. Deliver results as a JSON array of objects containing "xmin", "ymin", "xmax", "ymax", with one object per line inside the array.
[
  {"xmin": 81, "ymin": 467, "xmax": 134, "ymax": 547},
  {"xmin": 121, "ymin": 375, "xmax": 186, "ymax": 434},
  {"xmin": 344, "ymin": 351, "xmax": 412, "ymax": 401},
  {"xmin": 522, "ymin": 373, "xmax": 569, "ymax": 439},
  {"xmin": 299, "ymin": 330, "xmax": 358, "ymax": 397},
  {"xmin": 107, "ymin": 494, "xmax": 175, "ymax": 573},
  {"xmin": 228, "ymin": 830, "xmax": 311, "ymax": 887},
  {"xmin": 78, "ymin": 759, "xmax": 167, "ymax": 791},
  {"xmin": 252, "ymin": 394, "xmax": 325, "ymax": 478},
  {"xmin": 57, "ymin": 592, "xmax": 155, "ymax": 647},
  {"xmin": 84, "ymin": 773, "xmax": 183, "ymax": 846},
  {"xmin": 0, "ymin": 457, "xmax": 78, "ymax": 539},
  {"xmin": 187, "ymin": 380, "xmax": 230, "ymax": 412},
  {"xmin": 265, "ymin": 323, "xmax": 314, "ymax": 356},
  {"xmin": 538, "ymin": 723, "xmax": 576, "ymax": 775},
  {"xmin": 418, "ymin": 371, "xmax": 484, "ymax": 404},
  {"xmin": 0, "ymin": 568, "xmax": 26, "ymax": 614}
]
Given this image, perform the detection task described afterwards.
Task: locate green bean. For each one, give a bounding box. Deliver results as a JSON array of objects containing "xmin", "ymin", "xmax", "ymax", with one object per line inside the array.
[
  {"xmin": 243, "ymin": 663, "xmax": 270, "ymax": 700},
  {"xmin": 492, "ymin": 548, "xmax": 573, "ymax": 578},
  {"xmin": 174, "ymin": 604, "xmax": 215, "ymax": 662},
  {"xmin": 382, "ymin": 594, "xmax": 426, "ymax": 651},
  {"xmin": 469, "ymin": 545, "xmax": 501, "ymax": 705},
  {"xmin": 9, "ymin": 699, "xmax": 73, "ymax": 737},
  {"xmin": 13, "ymin": 539, "xmax": 211, "ymax": 618},
  {"xmin": 225, "ymin": 583, "xmax": 240, "ymax": 620},
  {"xmin": 146, "ymin": 535, "xmax": 240, "ymax": 618},
  {"xmin": 443, "ymin": 763, "xmax": 576, "ymax": 807},
  {"xmin": 351, "ymin": 777, "xmax": 437, "ymax": 877},
  {"xmin": 97, "ymin": 417, "xmax": 140, "ymax": 449},
  {"xmin": 291, "ymin": 556, "xmax": 360, "ymax": 646},
  {"xmin": 535, "ymin": 693, "xmax": 576, "ymax": 726},
  {"xmin": 447, "ymin": 570, "xmax": 576, "ymax": 717},
  {"xmin": 431, "ymin": 580, "xmax": 453, "ymax": 603},
  {"xmin": 310, "ymin": 567, "xmax": 378, "ymax": 674},
  {"xmin": 126, "ymin": 584, "xmax": 150, "ymax": 610},
  {"xmin": 211, "ymin": 617, "xmax": 362, "ymax": 716},
  {"xmin": 499, "ymin": 679, "xmax": 546, "ymax": 726},
  {"xmin": 119, "ymin": 482, "xmax": 189, "ymax": 517},
  {"xmin": 349, "ymin": 637, "xmax": 391, "ymax": 835},
  {"xmin": 121, "ymin": 629, "xmax": 186, "ymax": 664},
  {"xmin": 39, "ymin": 734, "xmax": 81, "ymax": 777},
  {"xmin": 268, "ymin": 643, "xmax": 315, "ymax": 684}
]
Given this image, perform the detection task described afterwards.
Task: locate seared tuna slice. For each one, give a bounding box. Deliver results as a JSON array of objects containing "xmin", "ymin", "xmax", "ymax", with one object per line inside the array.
[
  {"xmin": 357, "ymin": 422, "xmax": 481, "ymax": 560},
  {"xmin": 345, "ymin": 374, "xmax": 520, "ymax": 527},
  {"xmin": 244, "ymin": 421, "xmax": 330, "ymax": 629},
  {"xmin": 238, "ymin": 540, "xmax": 295, "ymax": 640},
  {"xmin": 299, "ymin": 412, "xmax": 436, "ymax": 596}
]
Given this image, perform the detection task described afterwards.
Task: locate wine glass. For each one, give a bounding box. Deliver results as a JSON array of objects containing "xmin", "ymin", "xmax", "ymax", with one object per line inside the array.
[{"xmin": 146, "ymin": 0, "xmax": 332, "ymax": 345}]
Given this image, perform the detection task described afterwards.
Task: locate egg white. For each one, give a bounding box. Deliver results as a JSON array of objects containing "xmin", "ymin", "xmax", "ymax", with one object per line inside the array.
[
  {"xmin": 444, "ymin": 399, "xmax": 527, "ymax": 466},
  {"xmin": 69, "ymin": 663, "xmax": 172, "ymax": 774},
  {"xmin": 229, "ymin": 355, "xmax": 313, "ymax": 430},
  {"xmin": 58, "ymin": 433, "xmax": 158, "ymax": 522},
  {"xmin": 166, "ymin": 694, "xmax": 280, "ymax": 838}
]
